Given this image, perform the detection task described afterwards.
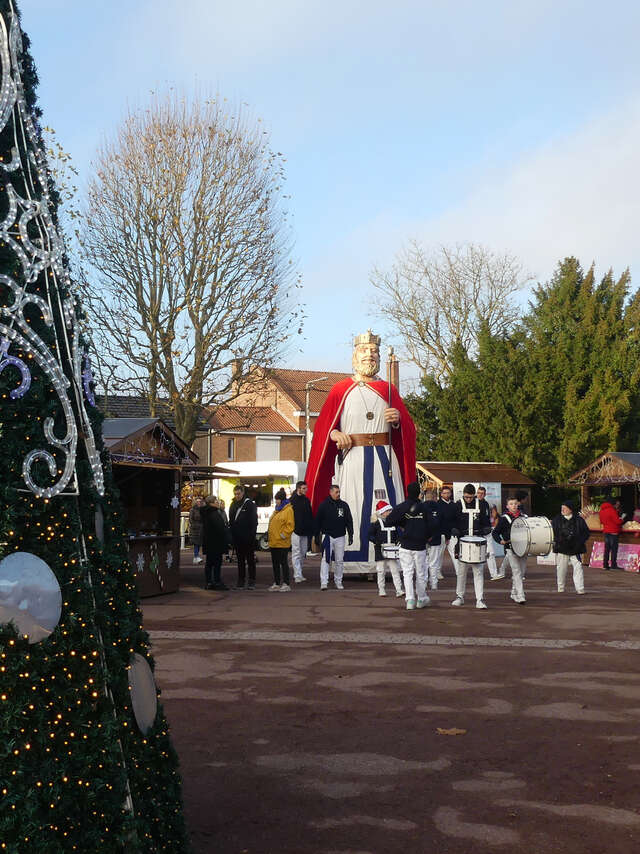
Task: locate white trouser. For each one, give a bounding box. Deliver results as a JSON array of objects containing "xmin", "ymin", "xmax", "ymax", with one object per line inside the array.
[
  {"xmin": 320, "ymin": 535, "xmax": 345, "ymax": 586},
  {"xmin": 399, "ymin": 547, "xmax": 428, "ymax": 603},
  {"xmin": 556, "ymin": 553, "xmax": 584, "ymax": 593},
  {"xmin": 455, "ymin": 560, "xmax": 484, "ymax": 602},
  {"xmin": 502, "ymin": 550, "xmax": 527, "ymax": 600},
  {"xmin": 485, "ymin": 533, "xmax": 499, "ymax": 578},
  {"xmin": 429, "ymin": 535, "xmax": 456, "ymax": 584},
  {"xmin": 291, "ymin": 532, "xmax": 308, "ymax": 579},
  {"xmin": 376, "ymin": 559, "xmax": 403, "ymax": 594}
]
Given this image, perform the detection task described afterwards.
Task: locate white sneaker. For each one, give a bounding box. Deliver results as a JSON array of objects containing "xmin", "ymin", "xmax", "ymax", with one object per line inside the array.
[
  {"xmin": 476, "ymin": 600, "xmax": 488, "ymax": 609},
  {"xmin": 268, "ymin": 583, "xmax": 280, "ymax": 591},
  {"xmin": 378, "ymin": 590, "xmax": 387, "ymax": 597},
  {"xmin": 280, "ymin": 583, "xmax": 291, "ymax": 592},
  {"xmin": 416, "ymin": 597, "xmax": 431, "ymax": 608},
  {"xmin": 320, "ymin": 584, "xmax": 328, "ymax": 591},
  {"xmin": 557, "ymin": 587, "xmax": 565, "ymax": 593},
  {"xmin": 576, "ymin": 589, "xmax": 586, "ymax": 595},
  {"xmin": 335, "ymin": 581, "xmax": 344, "ymax": 590},
  {"xmin": 294, "ymin": 576, "xmax": 307, "ymax": 583},
  {"xmin": 395, "ymin": 590, "xmax": 405, "ymax": 598},
  {"xmin": 451, "ymin": 597, "xmax": 464, "ymax": 607},
  {"xmin": 406, "ymin": 599, "xmax": 416, "ymax": 610},
  {"xmin": 193, "ymin": 556, "xmax": 203, "ymax": 564},
  {"xmin": 437, "ymin": 572, "xmax": 444, "ymax": 580}
]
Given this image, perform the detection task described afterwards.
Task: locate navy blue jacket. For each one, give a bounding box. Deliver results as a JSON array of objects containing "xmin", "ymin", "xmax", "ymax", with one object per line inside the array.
[
  {"xmin": 452, "ymin": 498, "xmax": 491, "ymax": 538},
  {"xmin": 290, "ymin": 492, "xmax": 314, "ymax": 536},
  {"xmin": 315, "ymin": 497, "xmax": 354, "ymax": 541},
  {"xmin": 368, "ymin": 518, "xmax": 399, "ymax": 561},
  {"xmin": 436, "ymin": 498, "xmax": 457, "ymax": 538},
  {"xmin": 387, "ymin": 499, "xmax": 439, "ymax": 551}
]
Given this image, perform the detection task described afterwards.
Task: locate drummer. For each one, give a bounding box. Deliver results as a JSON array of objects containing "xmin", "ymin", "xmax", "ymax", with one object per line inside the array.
[
  {"xmin": 451, "ymin": 484, "xmax": 492, "ymax": 609},
  {"xmin": 368, "ymin": 500, "xmax": 405, "ymax": 598},
  {"xmin": 492, "ymin": 497, "xmax": 527, "ymax": 604}
]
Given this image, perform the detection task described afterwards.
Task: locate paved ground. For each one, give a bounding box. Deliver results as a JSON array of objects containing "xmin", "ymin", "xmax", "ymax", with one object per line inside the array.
[{"xmin": 142, "ymin": 552, "xmax": 640, "ymax": 854}]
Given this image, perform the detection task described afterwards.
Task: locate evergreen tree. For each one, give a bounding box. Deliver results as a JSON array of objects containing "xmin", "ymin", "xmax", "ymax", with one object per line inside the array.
[
  {"xmin": 408, "ymin": 256, "xmax": 640, "ymax": 486},
  {"xmin": 0, "ymin": 3, "xmax": 187, "ymax": 850}
]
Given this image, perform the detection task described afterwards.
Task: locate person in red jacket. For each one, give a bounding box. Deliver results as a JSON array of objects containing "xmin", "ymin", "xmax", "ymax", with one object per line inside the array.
[{"xmin": 599, "ymin": 498, "xmax": 624, "ymax": 570}]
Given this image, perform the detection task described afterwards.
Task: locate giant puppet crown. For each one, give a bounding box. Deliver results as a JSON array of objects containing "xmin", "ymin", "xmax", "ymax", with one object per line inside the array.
[{"xmin": 353, "ymin": 329, "xmax": 381, "ymax": 347}]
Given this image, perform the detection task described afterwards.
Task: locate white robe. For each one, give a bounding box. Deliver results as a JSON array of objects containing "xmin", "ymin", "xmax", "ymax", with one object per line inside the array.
[{"xmin": 333, "ymin": 383, "xmax": 405, "ymax": 572}]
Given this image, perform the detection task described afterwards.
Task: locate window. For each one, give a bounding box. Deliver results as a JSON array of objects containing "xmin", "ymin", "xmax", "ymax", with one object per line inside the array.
[
  {"xmin": 256, "ymin": 436, "xmax": 280, "ymax": 461},
  {"xmin": 227, "ymin": 438, "xmax": 235, "ymax": 460}
]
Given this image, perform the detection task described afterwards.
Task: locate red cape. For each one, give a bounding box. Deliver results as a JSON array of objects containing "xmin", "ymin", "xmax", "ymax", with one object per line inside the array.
[{"xmin": 306, "ymin": 378, "xmax": 417, "ymax": 513}]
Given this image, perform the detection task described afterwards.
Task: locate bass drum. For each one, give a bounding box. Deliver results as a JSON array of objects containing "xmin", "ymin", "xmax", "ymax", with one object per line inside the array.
[{"xmin": 510, "ymin": 516, "xmax": 553, "ymax": 557}]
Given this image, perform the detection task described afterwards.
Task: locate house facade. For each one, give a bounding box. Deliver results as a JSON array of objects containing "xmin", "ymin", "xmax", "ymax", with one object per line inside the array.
[{"xmin": 192, "ymin": 368, "xmax": 351, "ymax": 466}]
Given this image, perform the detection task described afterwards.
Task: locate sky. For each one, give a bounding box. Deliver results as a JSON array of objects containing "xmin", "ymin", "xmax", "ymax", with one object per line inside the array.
[{"xmin": 19, "ymin": 0, "xmax": 640, "ymax": 382}]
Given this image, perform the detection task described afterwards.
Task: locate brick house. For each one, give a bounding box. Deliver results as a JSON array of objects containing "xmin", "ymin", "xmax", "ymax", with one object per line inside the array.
[{"xmin": 192, "ymin": 368, "xmax": 351, "ymax": 466}]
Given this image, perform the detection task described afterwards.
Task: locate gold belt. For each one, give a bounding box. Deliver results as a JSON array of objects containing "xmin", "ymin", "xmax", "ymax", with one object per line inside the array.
[{"xmin": 350, "ymin": 432, "xmax": 389, "ymax": 447}]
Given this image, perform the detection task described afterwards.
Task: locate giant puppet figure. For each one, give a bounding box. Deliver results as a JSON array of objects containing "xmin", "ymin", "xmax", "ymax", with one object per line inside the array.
[{"xmin": 306, "ymin": 330, "xmax": 417, "ymax": 572}]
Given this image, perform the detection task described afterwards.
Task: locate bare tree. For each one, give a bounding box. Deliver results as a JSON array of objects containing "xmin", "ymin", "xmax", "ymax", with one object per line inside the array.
[
  {"xmin": 79, "ymin": 93, "xmax": 304, "ymax": 444},
  {"xmin": 370, "ymin": 242, "xmax": 530, "ymax": 384}
]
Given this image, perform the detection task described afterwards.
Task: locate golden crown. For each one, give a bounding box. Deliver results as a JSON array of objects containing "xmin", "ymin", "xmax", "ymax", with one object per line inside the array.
[{"xmin": 353, "ymin": 329, "xmax": 381, "ymax": 347}]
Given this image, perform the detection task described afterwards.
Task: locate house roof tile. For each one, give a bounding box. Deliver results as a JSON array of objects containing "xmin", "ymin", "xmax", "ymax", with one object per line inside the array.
[
  {"xmin": 268, "ymin": 368, "xmax": 352, "ymax": 411},
  {"xmin": 209, "ymin": 406, "xmax": 300, "ymax": 434}
]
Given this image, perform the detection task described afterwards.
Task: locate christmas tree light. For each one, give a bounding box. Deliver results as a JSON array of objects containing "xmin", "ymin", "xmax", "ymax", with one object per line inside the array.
[{"xmin": 0, "ymin": 1, "xmax": 188, "ymax": 850}]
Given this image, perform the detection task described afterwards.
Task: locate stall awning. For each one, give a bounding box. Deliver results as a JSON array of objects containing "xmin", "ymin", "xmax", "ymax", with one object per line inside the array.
[
  {"xmin": 416, "ymin": 460, "xmax": 535, "ymax": 487},
  {"xmin": 103, "ymin": 418, "xmax": 198, "ymax": 467},
  {"xmin": 568, "ymin": 452, "xmax": 640, "ymax": 485}
]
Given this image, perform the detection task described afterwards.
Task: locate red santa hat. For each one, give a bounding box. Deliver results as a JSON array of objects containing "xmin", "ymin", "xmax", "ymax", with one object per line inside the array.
[{"xmin": 376, "ymin": 500, "xmax": 393, "ymax": 516}]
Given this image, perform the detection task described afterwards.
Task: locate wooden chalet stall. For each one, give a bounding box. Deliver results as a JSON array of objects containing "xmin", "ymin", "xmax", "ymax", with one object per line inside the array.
[
  {"xmin": 568, "ymin": 452, "xmax": 640, "ymax": 572},
  {"xmin": 416, "ymin": 461, "xmax": 536, "ymax": 512},
  {"xmin": 103, "ymin": 418, "xmax": 198, "ymax": 596}
]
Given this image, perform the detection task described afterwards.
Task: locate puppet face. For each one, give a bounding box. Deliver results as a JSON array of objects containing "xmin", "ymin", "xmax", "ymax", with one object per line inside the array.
[{"xmin": 352, "ymin": 342, "xmax": 380, "ymax": 378}]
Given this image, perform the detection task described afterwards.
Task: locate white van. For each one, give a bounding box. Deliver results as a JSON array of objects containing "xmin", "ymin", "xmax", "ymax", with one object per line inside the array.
[{"xmin": 211, "ymin": 460, "xmax": 307, "ymax": 550}]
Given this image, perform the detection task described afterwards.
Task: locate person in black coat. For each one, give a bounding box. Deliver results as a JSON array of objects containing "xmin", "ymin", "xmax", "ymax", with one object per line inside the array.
[
  {"xmin": 386, "ymin": 481, "xmax": 439, "ymax": 610},
  {"xmin": 314, "ymin": 485, "xmax": 353, "ymax": 590},
  {"xmin": 428, "ymin": 485, "xmax": 457, "ymax": 584},
  {"xmin": 450, "ymin": 484, "xmax": 491, "ymax": 609},
  {"xmin": 551, "ymin": 499, "xmax": 588, "ymax": 594},
  {"xmin": 290, "ymin": 480, "xmax": 314, "ymax": 583},
  {"xmin": 229, "ymin": 485, "xmax": 258, "ymax": 589},
  {"xmin": 368, "ymin": 500, "xmax": 404, "ymax": 597},
  {"xmin": 201, "ymin": 496, "xmax": 231, "ymax": 590}
]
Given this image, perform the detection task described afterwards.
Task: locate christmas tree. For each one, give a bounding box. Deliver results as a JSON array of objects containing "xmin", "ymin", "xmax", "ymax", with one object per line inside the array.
[{"xmin": 0, "ymin": 2, "xmax": 188, "ymax": 850}]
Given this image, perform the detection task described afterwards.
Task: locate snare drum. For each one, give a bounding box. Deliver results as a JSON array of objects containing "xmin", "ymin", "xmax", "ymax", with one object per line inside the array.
[
  {"xmin": 458, "ymin": 536, "xmax": 487, "ymax": 564},
  {"xmin": 381, "ymin": 544, "xmax": 400, "ymax": 560},
  {"xmin": 510, "ymin": 516, "xmax": 553, "ymax": 557}
]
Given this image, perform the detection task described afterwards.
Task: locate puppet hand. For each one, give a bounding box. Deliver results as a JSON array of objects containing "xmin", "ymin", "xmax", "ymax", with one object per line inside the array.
[
  {"xmin": 384, "ymin": 407, "xmax": 400, "ymax": 424},
  {"xmin": 330, "ymin": 429, "xmax": 353, "ymax": 450}
]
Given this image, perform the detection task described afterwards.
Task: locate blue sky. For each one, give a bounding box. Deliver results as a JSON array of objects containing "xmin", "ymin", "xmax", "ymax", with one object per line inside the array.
[{"xmin": 20, "ymin": 0, "xmax": 640, "ymax": 380}]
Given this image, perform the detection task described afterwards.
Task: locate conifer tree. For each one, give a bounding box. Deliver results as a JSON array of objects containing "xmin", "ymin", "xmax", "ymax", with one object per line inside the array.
[{"xmin": 0, "ymin": 3, "xmax": 187, "ymax": 850}]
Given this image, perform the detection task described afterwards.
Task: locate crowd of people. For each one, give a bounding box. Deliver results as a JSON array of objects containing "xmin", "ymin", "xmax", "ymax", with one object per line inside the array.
[{"xmin": 186, "ymin": 479, "xmax": 599, "ymax": 605}]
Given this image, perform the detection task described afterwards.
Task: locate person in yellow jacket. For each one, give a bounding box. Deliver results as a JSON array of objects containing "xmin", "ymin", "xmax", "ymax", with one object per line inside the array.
[{"xmin": 268, "ymin": 488, "xmax": 295, "ymax": 591}]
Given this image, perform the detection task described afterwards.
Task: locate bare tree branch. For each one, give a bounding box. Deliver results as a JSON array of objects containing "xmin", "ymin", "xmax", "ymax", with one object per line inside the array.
[
  {"xmin": 77, "ymin": 93, "xmax": 304, "ymax": 443},
  {"xmin": 370, "ymin": 241, "xmax": 530, "ymax": 385}
]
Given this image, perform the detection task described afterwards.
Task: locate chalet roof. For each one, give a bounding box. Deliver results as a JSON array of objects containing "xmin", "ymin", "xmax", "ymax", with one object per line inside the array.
[
  {"xmin": 102, "ymin": 417, "xmax": 198, "ymax": 465},
  {"xmin": 568, "ymin": 452, "xmax": 640, "ymax": 485},
  {"xmin": 209, "ymin": 405, "xmax": 300, "ymax": 434},
  {"xmin": 417, "ymin": 461, "xmax": 536, "ymax": 486},
  {"xmin": 268, "ymin": 368, "xmax": 352, "ymax": 411}
]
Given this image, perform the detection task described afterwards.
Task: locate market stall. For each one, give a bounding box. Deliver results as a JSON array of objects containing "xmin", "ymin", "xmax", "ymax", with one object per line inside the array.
[
  {"xmin": 416, "ymin": 461, "xmax": 536, "ymax": 513},
  {"xmin": 568, "ymin": 452, "xmax": 640, "ymax": 572},
  {"xmin": 103, "ymin": 418, "xmax": 198, "ymax": 596}
]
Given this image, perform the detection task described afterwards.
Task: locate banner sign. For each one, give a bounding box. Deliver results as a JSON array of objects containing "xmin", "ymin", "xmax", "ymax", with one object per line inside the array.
[{"xmin": 589, "ymin": 540, "xmax": 640, "ymax": 572}]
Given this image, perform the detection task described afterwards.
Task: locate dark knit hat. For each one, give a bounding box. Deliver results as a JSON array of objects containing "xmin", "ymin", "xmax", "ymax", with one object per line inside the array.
[
  {"xmin": 561, "ymin": 499, "xmax": 574, "ymax": 512},
  {"xmin": 407, "ymin": 482, "xmax": 420, "ymax": 500}
]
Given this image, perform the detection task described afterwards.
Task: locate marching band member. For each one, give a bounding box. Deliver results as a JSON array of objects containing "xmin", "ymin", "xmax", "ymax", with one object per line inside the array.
[
  {"xmin": 368, "ymin": 500, "xmax": 404, "ymax": 598},
  {"xmin": 387, "ymin": 482, "xmax": 438, "ymax": 610},
  {"xmin": 450, "ymin": 484, "xmax": 491, "ymax": 609},
  {"xmin": 492, "ymin": 497, "xmax": 527, "ymax": 604},
  {"xmin": 551, "ymin": 500, "xmax": 588, "ymax": 594},
  {"xmin": 477, "ymin": 486, "xmax": 504, "ymax": 581},
  {"xmin": 428, "ymin": 485, "xmax": 457, "ymax": 586}
]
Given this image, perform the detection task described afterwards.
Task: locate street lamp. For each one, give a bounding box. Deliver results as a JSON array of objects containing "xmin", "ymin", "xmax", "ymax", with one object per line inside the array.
[{"xmin": 304, "ymin": 377, "xmax": 328, "ymax": 461}]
